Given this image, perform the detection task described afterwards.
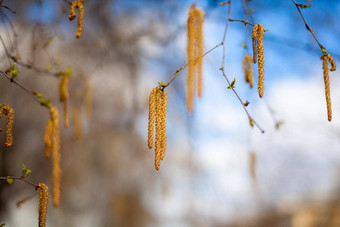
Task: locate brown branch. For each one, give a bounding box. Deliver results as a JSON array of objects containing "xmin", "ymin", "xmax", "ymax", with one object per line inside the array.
[
  {"xmin": 220, "ymin": 0, "xmax": 264, "ymax": 133},
  {"xmin": 291, "ymin": 0, "xmax": 325, "ymax": 53},
  {"xmin": 0, "ymin": 176, "xmax": 37, "ymax": 188}
]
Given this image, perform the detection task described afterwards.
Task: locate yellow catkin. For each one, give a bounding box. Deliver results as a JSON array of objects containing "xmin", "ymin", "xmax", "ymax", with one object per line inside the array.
[
  {"xmin": 59, "ymin": 74, "xmax": 69, "ymax": 127},
  {"xmin": 243, "ymin": 55, "xmax": 254, "ymax": 88},
  {"xmin": 321, "ymin": 55, "xmax": 332, "ymax": 121},
  {"xmin": 76, "ymin": 1, "xmax": 84, "ymax": 38},
  {"xmin": 196, "ymin": 9, "xmax": 204, "ymax": 98},
  {"xmin": 187, "ymin": 7, "xmax": 196, "ymax": 113},
  {"xmin": 187, "ymin": 5, "xmax": 204, "ymax": 113},
  {"xmin": 36, "ymin": 183, "xmax": 48, "ymax": 227},
  {"xmin": 69, "ymin": 1, "xmax": 77, "ymax": 20},
  {"xmin": 43, "ymin": 119, "xmax": 53, "ymax": 158},
  {"xmin": 84, "ymin": 77, "xmax": 92, "ymax": 118},
  {"xmin": 72, "ymin": 105, "xmax": 83, "ymax": 141},
  {"xmin": 159, "ymin": 90, "xmax": 167, "ymax": 161},
  {"xmin": 251, "ymin": 24, "xmax": 259, "ymax": 64},
  {"xmin": 0, "ymin": 105, "xmax": 14, "ymax": 147},
  {"xmin": 50, "ymin": 106, "xmax": 61, "ymax": 207},
  {"xmin": 154, "ymin": 88, "xmax": 163, "ymax": 170},
  {"xmin": 257, "ymin": 24, "xmax": 265, "ymax": 98},
  {"xmin": 249, "ymin": 151, "xmax": 257, "ymax": 184},
  {"xmin": 148, "ymin": 88, "xmax": 157, "ymax": 149},
  {"xmin": 69, "ymin": 0, "xmax": 84, "ymax": 38},
  {"xmin": 327, "ymin": 54, "xmax": 336, "ymax": 72}
]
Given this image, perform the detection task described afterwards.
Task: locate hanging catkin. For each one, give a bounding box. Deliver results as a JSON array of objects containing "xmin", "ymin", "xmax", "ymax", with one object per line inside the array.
[
  {"xmin": 50, "ymin": 106, "xmax": 61, "ymax": 206},
  {"xmin": 0, "ymin": 105, "xmax": 14, "ymax": 147},
  {"xmin": 321, "ymin": 54, "xmax": 336, "ymax": 121},
  {"xmin": 187, "ymin": 5, "xmax": 204, "ymax": 113},
  {"xmin": 148, "ymin": 87, "xmax": 167, "ymax": 170},
  {"xmin": 251, "ymin": 24, "xmax": 265, "ymax": 98},
  {"xmin": 243, "ymin": 55, "xmax": 254, "ymax": 88},
  {"xmin": 36, "ymin": 183, "xmax": 48, "ymax": 227},
  {"xmin": 69, "ymin": 0, "xmax": 84, "ymax": 38}
]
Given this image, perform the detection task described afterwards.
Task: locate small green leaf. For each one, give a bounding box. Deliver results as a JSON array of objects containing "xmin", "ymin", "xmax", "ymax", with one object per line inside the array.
[
  {"xmin": 158, "ymin": 82, "xmax": 166, "ymax": 87},
  {"xmin": 249, "ymin": 118, "xmax": 254, "ymax": 128},
  {"xmin": 321, "ymin": 47, "xmax": 327, "ymax": 55},
  {"xmin": 65, "ymin": 67, "xmax": 73, "ymax": 77},
  {"xmin": 0, "ymin": 222, "xmax": 6, "ymax": 227},
  {"xmin": 6, "ymin": 178, "xmax": 13, "ymax": 184},
  {"xmin": 241, "ymin": 42, "xmax": 248, "ymax": 49},
  {"xmin": 220, "ymin": 1, "xmax": 230, "ymax": 6},
  {"xmin": 297, "ymin": 3, "xmax": 312, "ymax": 9},
  {"xmin": 21, "ymin": 164, "xmax": 31, "ymax": 179},
  {"xmin": 244, "ymin": 101, "xmax": 250, "ymax": 106},
  {"xmin": 228, "ymin": 78, "xmax": 236, "ymax": 89},
  {"xmin": 10, "ymin": 70, "xmax": 19, "ymax": 80}
]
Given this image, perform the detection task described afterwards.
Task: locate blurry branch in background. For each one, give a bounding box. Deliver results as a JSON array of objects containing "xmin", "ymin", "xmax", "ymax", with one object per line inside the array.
[{"xmin": 291, "ymin": 0, "xmax": 337, "ymax": 122}]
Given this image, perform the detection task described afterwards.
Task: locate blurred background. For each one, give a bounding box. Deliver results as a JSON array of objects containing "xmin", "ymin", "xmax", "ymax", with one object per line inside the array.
[{"xmin": 1, "ymin": 0, "xmax": 340, "ymax": 226}]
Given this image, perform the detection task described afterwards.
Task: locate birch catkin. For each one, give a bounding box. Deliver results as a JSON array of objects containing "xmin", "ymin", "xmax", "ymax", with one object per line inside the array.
[
  {"xmin": 251, "ymin": 24, "xmax": 259, "ymax": 64},
  {"xmin": 36, "ymin": 183, "xmax": 48, "ymax": 227},
  {"xmin": 43, "ymin": 119, "xmax": 53, "ymax": 158},
  {"xmin": 243, "ymin": 55, "xmax": 254, "ymax": 88},
  {"xmin": 251, "ymin": 24, "xmax": 265, "ymax": 98},
  {"xmin": 59, "ymin": 73, "xmax": 70, "ymax": 127},
  {"xmin": 257, "ymin": 25, "xmax": 265, "ymax": 98},
  {"xmin": 0, "ymin": 105, "xmax": 14, "ymax": 147},
  {"xmin": 69, "ymin": 0, "xmax": 84, "ymax": 38},
  {"xmin": 50, "ymin": 106, "xmax": 61, "ymax": 207},
  {"xmin": 147, "ymin": 87, "xmax": 167, "ymax": 170},
  {"xmin": 321, "ymin": 54, "xmax": 336, "ymax": 121},
  {"xmin": 187, "ymin": 5, "xmax": 204, "ymax": 113}
]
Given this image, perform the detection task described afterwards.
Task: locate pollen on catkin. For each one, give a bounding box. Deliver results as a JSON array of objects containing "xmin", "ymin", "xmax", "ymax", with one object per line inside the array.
[
  {"xmin": 251, "ymin": 24, "xmax": 259, "ymax": 64},
  {"xmin": 0, "ymin": 105, "xmax": 14, "ymax": 147},
  {"xmin": 256, "ymin": 24, "xmax": 265, "ymax": 98},
  {"xmin": 43, "ymin": 119, "xmax": 53, "ymax": 158},
  {"xmin": 59, "ymin": 73, "xmax": 70, "ymax": 127},
  {"xmin": 187, "ymin": 5, "xmax": 204, "ymax": 113},
  {"xmin": 72, "ymin": 105, "xmax": 83, "ymax": 141},
  {"xmin": 50, "ymin": 106, "xmax": 61, "ymax": 207},
  {"xmin": 36, "ymin": 183, "xmax": 48, "ymax": 227},
  {"xmin": 147, "ymin": 87, "xmax": 167, "ymax": 170},
  {"xmin": 69, "ymin": 0, "xmax": 84, "ymax": 38},
  {"xmin": 243, "ymin": 55, "xmax": 254, "ymax": 88},
  {"xmin": 148, "ymin": 87, "xmax": 157, "ymax": 149},
  {"xmin": 321, "ymin": 54, "xmax": 336, "ymax": 121}
]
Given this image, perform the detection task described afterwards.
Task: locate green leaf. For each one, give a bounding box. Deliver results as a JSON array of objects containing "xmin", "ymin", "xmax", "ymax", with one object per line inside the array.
[
  {"xmin": 10, "ymin": 70, "xmax": 19, "ymax": 80},
  {"xmin": 297, "ymin": 3, "xmax": 312, "ymax": 9},
  {"xmin": 244, "ymin": 101, "xmax": 250, "ymax": 106},
  {"xmin": 6, "ymin": 178, "xmax": 13, "ymax": 184},
  {"xmin": 65, "ymin": 67, "xmax": 73, "ymax": 77},
  {"xmin": 158, "ymin": 82, "xmax": 166, "ymax": 87},
  {"xmin": 220, "ymin": 1, "xmax": 230, "ymax": 6},
  {"xmin": 0, "ymin": 222, "xmax": 6, "ymax": 227},
  {"xmin": 227, "ymin": 78, "xmax": 236, "ymax": 89},
  {"xmin": 249, "ymin": 118, "xmax": 254, "ymax": 128},
  {"xmin": 21, "ymin": 163, "xmax": 31, "ymax": 179},
  {"xmin": 241, "ymin": 42, "xmax": 248, "ymax": 49}
]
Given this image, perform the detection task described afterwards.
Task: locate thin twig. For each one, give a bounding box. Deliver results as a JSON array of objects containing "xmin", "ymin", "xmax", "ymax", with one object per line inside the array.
[
  {"xmin": 164, "ymin": 42, "xmax": 223, "ymax": 88},
  {"xmin": 0, "ymin": 71, "xmax": 48, "ymax": 107},
  {"xmin": 220, "ymin": 0, "xmax": 264, "ymax": 133},
  {"xmin": 0, "ymin": 176, "xmax": 37, "ymax": 188},
  {"xmin": 291, "ymin": 0, "xmax": 325, "ymax": 52}
]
